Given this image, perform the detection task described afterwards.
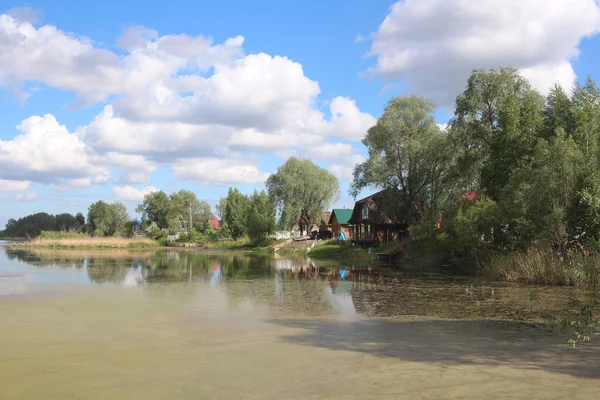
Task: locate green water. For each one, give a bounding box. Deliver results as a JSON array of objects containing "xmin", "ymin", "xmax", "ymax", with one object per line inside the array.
[{"xmin": 1, "ymin": 244, "xmax": 598, "ymax": 399}]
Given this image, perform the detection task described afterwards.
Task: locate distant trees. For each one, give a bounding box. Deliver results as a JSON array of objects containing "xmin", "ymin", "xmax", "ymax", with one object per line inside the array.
[
  {"xmin": 1, "ymin": 212, "xmax": 84, "ymax": 238},
  {"xmin": 216, "ymin": 188, "xmax": 276, "ymax": 243},
  {"xmin": 87, "ymin": 201, "xmax": 130, "ymax": 237},
  {"xmin": 247, "ymin": 190, "xmax": 276, "ymax": 243},
  {"xmin": 136, "ymin": 191, "xmax": 172, "ymax": 230},
  {"xmin": 135, "ymin": 189, "xmax": 213, "ymax": 234},
  {"xmin": 221, "ymin": 188, "xmax": 251, "ymax": 240},
  {"xmin": 266, "ymin": 157, "xmax": 340, "ymax": 234}
]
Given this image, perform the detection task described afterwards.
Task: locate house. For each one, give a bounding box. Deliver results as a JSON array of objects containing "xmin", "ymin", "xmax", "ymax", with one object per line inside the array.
[
  {"xmin": 210, "ymin": 217, "xmax": 221, "ymax": 230},
  {"xmin": 348, "ymin": 188, "xmax": 414, "ymax": 246},
  {"xmin": 330, "ymin": 208, "xmax": 353, "ymax": 239},
  {"xmin": 319, "ymin": 211, "xmax": 332, "ymax": 239}
]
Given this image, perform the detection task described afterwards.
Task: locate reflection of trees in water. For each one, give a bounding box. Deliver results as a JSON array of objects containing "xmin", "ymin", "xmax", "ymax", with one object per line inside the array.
[{"xmin": 11, "ymin": 247, "xmax": 558, "ymax": 320}]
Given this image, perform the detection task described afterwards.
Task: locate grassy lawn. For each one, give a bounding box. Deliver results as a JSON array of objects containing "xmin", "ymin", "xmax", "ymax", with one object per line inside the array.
[{"xmin": 307, "ymin": 243, "xmax": 370, "ymax": 264}]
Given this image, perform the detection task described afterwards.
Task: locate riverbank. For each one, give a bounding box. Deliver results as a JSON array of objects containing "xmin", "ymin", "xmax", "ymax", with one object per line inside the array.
[{"xmin": 10, "ymin": 236, "xmax": 157, "ymax": 249}]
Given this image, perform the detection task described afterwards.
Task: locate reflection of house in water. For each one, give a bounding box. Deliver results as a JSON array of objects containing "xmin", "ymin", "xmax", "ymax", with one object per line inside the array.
[
  {"xmin": 122, "ymin": 266, "xmax": 144, "ymax": 287},
  {"xmin": 324, "ymin": 279, "xmax": 356, "ymax": 316},
  {"xmin": 210, "ymin": 260, "xmax": 222, "ymax": 288}
]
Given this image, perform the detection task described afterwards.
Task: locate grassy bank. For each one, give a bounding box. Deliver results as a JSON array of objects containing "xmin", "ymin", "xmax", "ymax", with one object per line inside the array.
[
  {"xmin": 202, "ymin": 237, "xmax": 288, "ymax": 251},
  {"xmin": 483, "ymin": 247, "xmax": 600, "ymax": 287},
  {"xmin": 11, "ymin": 233, "xmax": 157, "ymax": 249},
  {"xmin": 307, "ymin": 243, "xmax": 370, "ymax": 264}
]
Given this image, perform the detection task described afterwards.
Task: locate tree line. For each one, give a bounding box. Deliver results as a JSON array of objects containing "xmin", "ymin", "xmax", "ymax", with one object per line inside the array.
[
  {"xmin": 352, "ymin": 67, "xmax": 600, "ymax": 266},
  {"xmin": 2, "ymin": 158, "xmax": 340, "ymax": 243}
]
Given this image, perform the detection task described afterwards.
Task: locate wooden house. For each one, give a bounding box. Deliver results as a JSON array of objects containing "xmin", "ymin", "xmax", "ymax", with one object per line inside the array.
[
  {"xmin": 330, "ymin": 208, "xmax": 353, "ymax": 239},
  {"xmin": 348, "ymin": 189, "xmax": 414, "ymax": 246},
  {"xmin": 319, "ymin": 211, "xmax": 332, "ymax": 239}
]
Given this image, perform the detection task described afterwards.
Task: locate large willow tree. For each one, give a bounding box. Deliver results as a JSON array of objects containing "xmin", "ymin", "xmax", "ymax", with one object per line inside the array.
[
  {"xmin": 350, "ymin": 95, "xmax": 453, "ymax": 224},
  {"xmin": 267, "ymin": 157, "xmax": 340, "ymax": 234}
]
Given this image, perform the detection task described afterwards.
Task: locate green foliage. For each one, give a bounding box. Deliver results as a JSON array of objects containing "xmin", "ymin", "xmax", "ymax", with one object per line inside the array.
[
  {"xmin": 351, "ymin": 95, "xmax": 453, "ymax": 223},
  {"xmin": 38, "ymin": 231, "xmax": 89, "ymax": 239},
  {"xmin": 2, "ymin": 212, "xmax": 84, "ymax": 238},
  {"xmin": 170, "ymin": 189, "xmax": 212, "ymax": 232},
  {"xmin": 247, "ymin": 190, "xmax": 276, "ymax": 243},
  {"xmin": 451, "ymin": 67, "xmax": 545, "ymax": 200},
  {"xmin": 136, "ymin": 189, "xmax": 213, "ymax": 234},
  {"xmin": 221, "ymin": 188, "xmax": 250, "ymax": 240},
  {"xmin": 267, "ymin": 157, "xmax": 340, "ymax": 233},
  {"xmin": 351, "ymin": 68, "xmax": 600, "ymax": 284},
  {"xmin": 87, "ymin": 201, "xmax": 130, "ymax": 237},
  {"xmin": 136, "ymin": 191, "xmax": 172, "ymax": 230}
]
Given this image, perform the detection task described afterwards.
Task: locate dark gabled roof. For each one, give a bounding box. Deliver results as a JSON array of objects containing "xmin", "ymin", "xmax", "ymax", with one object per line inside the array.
[
  {"xmin": 331, "ymin": 208, "xmax": 353, "ymax": 224},
  {"xmin": 349, "ymin": 188, "xmax": 415, "ymax": 226}
]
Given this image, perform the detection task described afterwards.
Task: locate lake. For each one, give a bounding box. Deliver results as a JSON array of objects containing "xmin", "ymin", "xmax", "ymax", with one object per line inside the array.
[{"xmin": 0, "ymin": 243, "xmax": 598, "ymax": 399}]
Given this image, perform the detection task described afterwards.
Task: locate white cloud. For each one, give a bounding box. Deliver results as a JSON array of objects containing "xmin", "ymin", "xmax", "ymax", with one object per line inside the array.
[
  {"xmin": 52, "ymin": 173, "xmax": 110, "ymax": 191},
  {"xmin": 324, "ymin": 97, "xmax": 376, "ymax": 141},
  {"xmin": 0, "ymin": 14, "xmax": 245, "ymax": 105},
  {"xmin": 94, "ymin": 152, "xmax": 156, "ymax": 184},
  {"xmin": 302, "ymin": 142, "xmax": 356, "ymax": 162},
  {"xmin": 6, "ymin": 6, "xmax": 42, "ymax": 24},
  {"xmin": 369, "ymin": 0, "xmax": 600, "ymax": 106},
  {"xmin": 0, "ymin": 114, "xmax": 109, "ymax": 183},
  {"xmin": 172, "ymin": 158, "xmax": 270, "ymax": 185},
  {"xmin": 15, "ymin": 190, "xmax": 38, "ymax": 202},
  {"xmin": 0, "ymin": 180, "xmax": 31, "ymax": 191},
  {"xmin": 329, "ymin": 154, "xmax": 366, "ymax": 181},
  {"xmin": 0, "ymin": 12, "xmax": 375, "ymax": 190},
  {"xmin": 112, "ymin": 185, "xmax": 159, "ymax": 201}
]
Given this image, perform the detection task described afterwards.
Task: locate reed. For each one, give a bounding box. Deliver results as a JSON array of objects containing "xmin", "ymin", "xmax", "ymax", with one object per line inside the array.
[
  {"xmin": 13, "ymin": 235, "xmax": 157, "ymax": 249},
  {"xmin": 484, "ymin": 246, "xmax": 600, "ymax": 287}
]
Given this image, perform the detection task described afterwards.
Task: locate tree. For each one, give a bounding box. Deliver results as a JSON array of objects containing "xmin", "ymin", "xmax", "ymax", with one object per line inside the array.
[
  {"xmin": 170, "ymin": 190, "xmax": 201, "ymax": 232},
  {"xmin": 267, "ymin": 157, "xmax": 340, "ymax": 234},
  {"xmin": 87, "ymin": 201, "xmax": 130, "ymax": 237},
  {"xmin": 571, "ymin": 76, "xmax": 600, "ymax": 158},
  {"xmin": 215, "ymin": 197, "xmax": 228, "ymax": 220},
  {"xmin": 543, "ymin": 84, "xmax": 576, "ymax": 139},
  {"xmin": 192, "ymin": 201, "xmax": 212, "ymax": 232},
  {"xmin": 75, "ymin": 212, "xmax": 85, "ymax": 228},
  {"xmin": 2, "ymin": 212, "xmax": 81, "ymax": 237},
  {"xmin": 351, "ymin": 96, "xmax": 454, "ymax": 223},
  {"xmin": 450, "ymin": 67, "xmax": 545, "ymax": 199},
  {"xmin": 247, "ymin": 190, "xmax": 276, "ymax": 243},
  {"xmin": 222, "ymin": 188, "xmax": 250, "ymax": 240},
  {"xmin": 136, "ymin": 191, "xmax": 172, "ymax": 230}
]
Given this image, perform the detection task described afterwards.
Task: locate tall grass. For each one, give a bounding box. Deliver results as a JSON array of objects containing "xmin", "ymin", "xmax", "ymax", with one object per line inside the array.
[
  {"xmin": 13, "ymin": 233, "xmax": 157, "ymax": 249},
  {"xmin": 485, "ymin": 246, "xmax": 600, "ymax": 287}
]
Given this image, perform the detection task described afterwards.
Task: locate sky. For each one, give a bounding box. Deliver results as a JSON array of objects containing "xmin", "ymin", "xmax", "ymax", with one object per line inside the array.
[{"xmin": 1, "ymin": 0, "xmax": 600, "ymax": 227}]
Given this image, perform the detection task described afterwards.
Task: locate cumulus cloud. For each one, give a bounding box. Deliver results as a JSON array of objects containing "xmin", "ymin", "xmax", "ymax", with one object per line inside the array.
[
  {"xmin": 6, "ymin": 6, "xmax": 42, "ymax": 24},
  {"xmin": 0, "ymin": 11, "xmax": 374, "ymax": 190},
  {"xmin": 112, "ymin": 185, "xmax": 159, "ymax": 201},
  {"xmin": 0, "ymin": 14, "xmax": 245, "ymax": 105},
  {"xmin": 0, "ymin": 180, "xmax": 31, "ymax": 191},
  {"xmin": 172, "ymin": 158, "xmax": 270, "ymax": 185},
  {"xmin": 15, "ymin": 190, "xmax": 38, "ymax": 202},
  {"xmin": 302, "ymin": 142, "xmax": 357, "ymax": 162},
  {"xmin": 369, "ymin": 0, "xmax": 600, "ymax": 106},
  {"xmin": 0, "ymin": 114, "xmax": 108, "ymax": 183},
  {"xmin": 329, "ymin": 154, "xmax": 366, "ymax": 181}
]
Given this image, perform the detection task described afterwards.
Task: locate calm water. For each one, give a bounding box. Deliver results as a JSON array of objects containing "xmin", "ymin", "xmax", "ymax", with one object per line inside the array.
[{"xmin": 1, "ymin": 243, "xmax": 598, "ymax": 399}]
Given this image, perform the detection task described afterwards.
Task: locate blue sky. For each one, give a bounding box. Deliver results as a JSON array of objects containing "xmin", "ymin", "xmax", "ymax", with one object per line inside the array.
[{"xmin": 1, "ymin": 0, "xmax": 600, "ymax": 227}]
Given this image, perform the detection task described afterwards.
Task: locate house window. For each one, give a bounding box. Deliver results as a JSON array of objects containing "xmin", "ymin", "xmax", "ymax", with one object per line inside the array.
[{"xmin": 361, "ymin": 205, "xmax": 369, "ymax": 220}]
